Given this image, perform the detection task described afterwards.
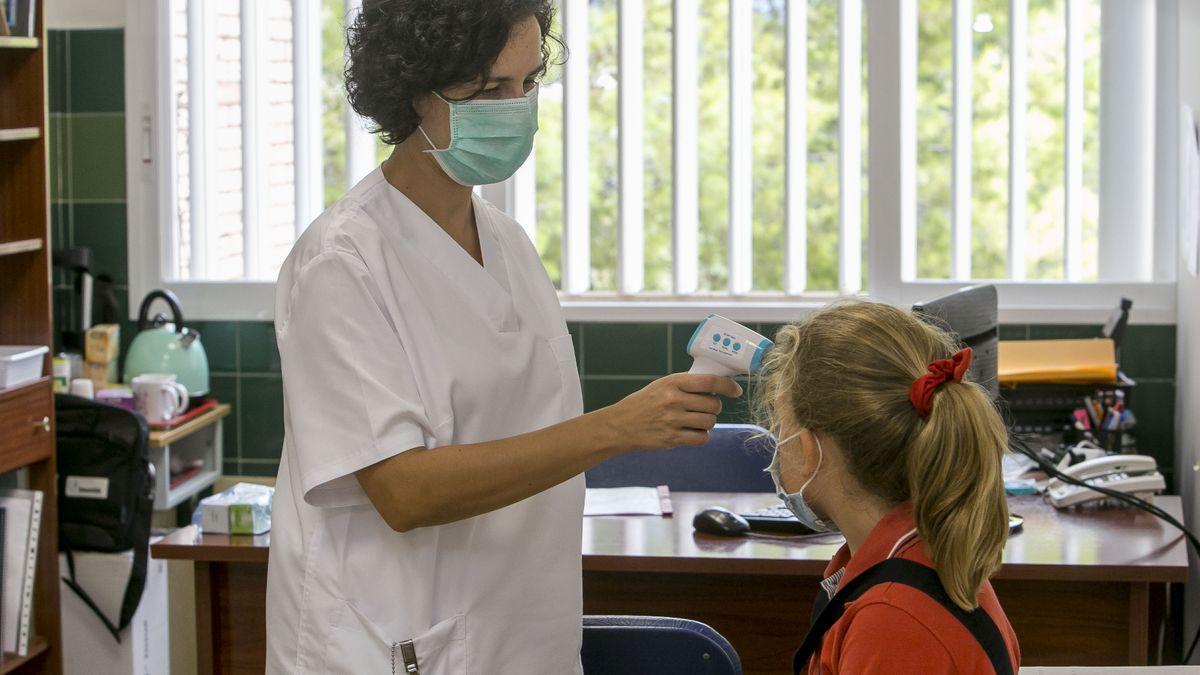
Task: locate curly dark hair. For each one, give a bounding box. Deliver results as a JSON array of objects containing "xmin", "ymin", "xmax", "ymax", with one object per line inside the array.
[{"xmin": 345, "ymin": 0, "xmax": 563, "ymax": 145}]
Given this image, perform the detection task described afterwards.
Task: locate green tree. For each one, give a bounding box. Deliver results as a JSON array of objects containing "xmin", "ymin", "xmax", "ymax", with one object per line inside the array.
[{"xmin": 321, "ymin": 0, "xmax": 1101, "ymax": 288}]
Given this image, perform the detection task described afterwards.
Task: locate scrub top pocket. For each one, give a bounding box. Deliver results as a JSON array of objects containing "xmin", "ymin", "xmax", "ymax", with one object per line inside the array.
[
  {"xmin": 547, "ymin": 334, "xmax": 583, "ymax": 420},
  {"xmin": 324, "ymin": 603, "xmax": 467, "ymax": 674}
]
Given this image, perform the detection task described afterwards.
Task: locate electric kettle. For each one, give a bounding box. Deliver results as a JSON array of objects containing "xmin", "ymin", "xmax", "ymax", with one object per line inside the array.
[{"xmin": 123, "ymin": 290, "xmax": 210, "ymax": 397}]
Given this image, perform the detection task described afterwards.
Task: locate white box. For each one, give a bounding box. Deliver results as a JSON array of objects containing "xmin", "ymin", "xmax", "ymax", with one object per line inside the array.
[
  {"xmin": 0, "ymin": 346, "xmax": 48, "ymax": 389},
  {"xmin": 60, "ymin": 542, "xmax": 169, "ymax": 675}
]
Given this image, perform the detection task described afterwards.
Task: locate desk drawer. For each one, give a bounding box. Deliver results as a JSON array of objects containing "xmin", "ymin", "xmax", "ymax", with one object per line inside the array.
[{"xmin": 0, "ymin": 383, "xmax": 53, "ymax": 470}]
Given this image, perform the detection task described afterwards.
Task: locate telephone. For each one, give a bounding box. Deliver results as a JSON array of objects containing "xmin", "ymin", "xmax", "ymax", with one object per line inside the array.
[{"xmin": 1046, "ymin": 454, "xmax": 1165, "ymax": 509}]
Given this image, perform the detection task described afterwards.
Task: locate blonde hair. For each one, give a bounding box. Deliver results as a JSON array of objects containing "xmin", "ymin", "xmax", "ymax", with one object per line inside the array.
[{"xmin": 755, "ymin": 300, "xmax": 1009, "ymax": 610}]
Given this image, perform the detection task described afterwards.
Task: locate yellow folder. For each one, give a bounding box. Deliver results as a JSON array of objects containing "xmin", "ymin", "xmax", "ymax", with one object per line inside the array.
[{"xmin": 997, "ymin": 338, "xmax": 1118, "ymax": 384}]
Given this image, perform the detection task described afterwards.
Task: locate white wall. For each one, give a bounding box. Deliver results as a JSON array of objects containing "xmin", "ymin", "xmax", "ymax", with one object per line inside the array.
[
  {"xmin": 46, "ymin": 0, "xmax": 124, "ymax": 29},
  {"xmin": 1178, "ymin": 0, "xmax": 1200, "ymax": 663}
]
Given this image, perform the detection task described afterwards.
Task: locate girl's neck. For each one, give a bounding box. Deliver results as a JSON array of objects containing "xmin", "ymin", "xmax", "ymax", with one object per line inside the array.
[{"xmin": 824, "ymin": 492, "xmax": 893, "ymax": 556}]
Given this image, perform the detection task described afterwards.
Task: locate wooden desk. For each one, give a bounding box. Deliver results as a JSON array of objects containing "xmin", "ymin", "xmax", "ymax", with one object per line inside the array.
[{"xmin": 153, "ymin": 493, "xmax": 1188, "ymax": 674}]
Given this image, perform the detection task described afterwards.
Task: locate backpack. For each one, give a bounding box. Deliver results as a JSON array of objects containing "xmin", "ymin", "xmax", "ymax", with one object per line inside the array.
[{"xmin": 54, "ymin": 394, "xmax": 156, "ymax": 643}]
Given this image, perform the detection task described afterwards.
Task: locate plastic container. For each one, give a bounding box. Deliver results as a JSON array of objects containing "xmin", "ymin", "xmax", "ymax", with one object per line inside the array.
[{"xmin": 0, "ymin": 346, "xmax": 49, "ymax": 389}]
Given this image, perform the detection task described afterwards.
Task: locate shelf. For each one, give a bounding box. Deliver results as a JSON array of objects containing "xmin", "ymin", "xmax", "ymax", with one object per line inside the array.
[
  {"xmin": 0, "ymin": 239, "xmax": 41, "ymax": 257},
  {"xmin": 0, "ymin": 128, "xmax": 39, "ymax": 142},
  {"xmin": 0, "ymin": 36, "xmax": 38, "ymax": 49},
  {"xmin": 0, "ymin": 637, "xmax": 48, "ymax": 673},
  {"xmin": 160, "ymin": 469, "xmax": 221, "ymax": 510},
  {"xmin": 0, "ymin": 377, "xmax": 49, "ymax": 404},
  {"xmin": 150, "ymin": 403, "xmax": 232, "ymax": 448}
]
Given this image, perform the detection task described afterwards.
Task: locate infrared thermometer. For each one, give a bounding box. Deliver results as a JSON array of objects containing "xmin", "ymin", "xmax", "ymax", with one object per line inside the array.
[{"xmin": 686, "ymin": 314, "xmax": 774, "ymax": 377}]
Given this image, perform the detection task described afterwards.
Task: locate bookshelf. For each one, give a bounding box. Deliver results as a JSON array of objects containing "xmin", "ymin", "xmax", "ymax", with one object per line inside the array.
[{"xmin": 0, "ymin": 0, "xmax": 63, "ymax": 672}]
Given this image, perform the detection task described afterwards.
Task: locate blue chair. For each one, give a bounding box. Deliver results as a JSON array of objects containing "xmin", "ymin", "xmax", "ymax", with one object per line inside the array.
[
  {"xmin": 581, "ymin": 615, "xmax": 742, "ymax": 675},
  {"xmin": 585, "ymin": 424, "xmax": 776, "ymax": 492}
]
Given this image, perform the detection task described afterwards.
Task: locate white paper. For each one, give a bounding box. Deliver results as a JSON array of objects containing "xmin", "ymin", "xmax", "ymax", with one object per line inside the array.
[
  {"xmin": 1181, "ymin": 105, "xmax": 1200, "ymax": 277},
  {"xmin": 583, "ymin": 487, "xmax": 663, "ymax": 516}
]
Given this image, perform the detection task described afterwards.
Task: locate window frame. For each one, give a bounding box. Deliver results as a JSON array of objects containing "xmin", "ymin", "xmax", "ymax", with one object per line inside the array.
[{"xmin": 124, "ymin": 0, "xmax": 1179, "ymax": 325}]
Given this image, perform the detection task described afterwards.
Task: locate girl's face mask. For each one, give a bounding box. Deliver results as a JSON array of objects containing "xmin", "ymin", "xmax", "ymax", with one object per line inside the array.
[{"xmin": 767, "ymin": 431, "xmax": 839, "ymax": 533}]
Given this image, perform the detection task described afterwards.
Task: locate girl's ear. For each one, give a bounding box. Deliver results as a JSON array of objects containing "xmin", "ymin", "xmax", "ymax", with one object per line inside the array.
[{"xmin": 779, "ymin": 427, "xmax": 820, "ymax": 493}]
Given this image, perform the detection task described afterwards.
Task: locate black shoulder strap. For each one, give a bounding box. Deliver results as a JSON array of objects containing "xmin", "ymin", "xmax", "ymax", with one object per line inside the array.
[{"xmin": 793, "ymin": 558, "xmax": 1014, "ymax": 675}]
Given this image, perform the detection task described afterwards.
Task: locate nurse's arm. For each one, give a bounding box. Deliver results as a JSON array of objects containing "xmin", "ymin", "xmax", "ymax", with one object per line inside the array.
[{"xmin": 355, "ymin": 373, "xmax": 741, "ymax": 532}]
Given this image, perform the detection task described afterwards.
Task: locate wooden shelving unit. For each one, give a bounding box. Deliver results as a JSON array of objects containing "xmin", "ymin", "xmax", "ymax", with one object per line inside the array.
[{"xmin": 0, "ymin": 0, "xmax": 63, "ymax": 671}]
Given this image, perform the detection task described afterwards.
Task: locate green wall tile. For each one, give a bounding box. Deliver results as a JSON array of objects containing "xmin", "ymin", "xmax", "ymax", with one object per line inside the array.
[
  {"xmin": 1027, "ymin": 324, "xmax": 1101, "ymax": 340},
  {"xmin": 1119, "ymin": 325, "xmax": 1176, "ymax": 380},
  {"xmin": 209, "ymin": 375, "xmax": 239, "ymax": 460},
  {"xmin": 71, "ymin": 202, "xmax": 127, "ymax": 284},
  {"xmin": 998, "ymin": 324, "xmax": 1028, "ymax": 341},
  {"xmin": 240, "ymin": 376, "xmax": 285, "ymax": 459},
  {"xmin": 223, "ymin": 459, "xmax": 240, "ymax": 476},
  {"xmin": 1128, "ymin": 381, "xmax": 1175, "ymax": 473},
  {"xmin": 48, "ymin": 117, "xmax": 66, "ymax": 201},
  {"xmin": 66, "ymin": 115, "xmax": 126, "ymax": 200},
  {"xmin": 193, "ymin": 321, "xmax": 238, "ymax": 372},
  {"xmin": 583, "ymin": 377, "xmax": 653, "ymax": 412},
  {"xmin": 239, "ymin": 461, "xmax": 280, "ymax": 478},
  {"xmin": 239, "ymin": 321, "xmax": 280, "ymax": 373},
  {"xmin": 581, "ymin": 323, "xmax": 669, "ymax": 376},
  {"xmin": 67, "ymin": 30, "xmax": 125, "ymax": 113},
  {"xmin": 47, "ymin": 31, "xmax": 68, "ymax": 113},
  {"xmin": 668, "ymin": 324, "xmax": 692, "ymax": 373}
]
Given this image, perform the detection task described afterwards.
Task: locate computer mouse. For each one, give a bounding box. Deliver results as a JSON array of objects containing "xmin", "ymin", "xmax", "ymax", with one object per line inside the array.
[{"xmin": 692, "ymin": 507, "xmax": 751, "ymax": 537}]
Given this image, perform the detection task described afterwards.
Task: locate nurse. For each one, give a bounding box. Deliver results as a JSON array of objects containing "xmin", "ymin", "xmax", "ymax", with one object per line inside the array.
[{"xmin": 264, "ymin": 1, "xmax": 741, "ymax": 673}]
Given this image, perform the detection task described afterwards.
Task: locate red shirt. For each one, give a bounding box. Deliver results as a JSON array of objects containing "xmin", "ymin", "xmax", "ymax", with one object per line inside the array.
[{"xmin": 806, "ymin": 503, "xmax": 1021, "ymax": 674}]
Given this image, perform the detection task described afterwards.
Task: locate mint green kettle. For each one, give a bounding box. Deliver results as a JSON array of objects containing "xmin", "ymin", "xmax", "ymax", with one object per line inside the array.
[{"xmin": 123, "ymin": 290, "xmax": 210, "ymax": 397}]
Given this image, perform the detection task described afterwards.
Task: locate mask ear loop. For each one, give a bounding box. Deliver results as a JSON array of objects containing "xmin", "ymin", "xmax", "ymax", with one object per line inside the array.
[{"xmin": 417, "ymin": 92, "xmax": 453, "ymax": 153}]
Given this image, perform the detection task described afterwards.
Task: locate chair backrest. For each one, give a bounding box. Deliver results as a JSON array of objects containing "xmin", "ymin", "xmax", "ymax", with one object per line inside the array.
[
  {"xmin": 585, "ymin": 424, "xmax": 775, "ymax": 492},
  {"xmin": 581, "ymin": 615, "xmax": 742, "ymax": 675}
]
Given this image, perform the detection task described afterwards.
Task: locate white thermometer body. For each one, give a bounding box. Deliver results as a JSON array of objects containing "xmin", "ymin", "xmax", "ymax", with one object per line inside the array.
[{"xmin": 685, "ymin": 314, "xmax": 774, "ymax": 377}]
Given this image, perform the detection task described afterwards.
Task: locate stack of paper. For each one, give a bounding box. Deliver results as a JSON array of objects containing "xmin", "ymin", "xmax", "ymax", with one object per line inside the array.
[
  {"xmin": 583, "ymin": 487, "xmax": 670, "ymax": 516},
  {"xmin": 998, "ymin": 339, "xmax": 1118, "ymax": 385}
]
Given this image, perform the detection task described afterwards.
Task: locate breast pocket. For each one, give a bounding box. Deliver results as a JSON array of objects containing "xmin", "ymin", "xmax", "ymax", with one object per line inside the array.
[
  {"xmin": 547, "ymin": 334, "xmax": 584, "ymax": 420},
  {"xmin": 324, "ymin": 602, "xmax": 466, "ymax": 674}
]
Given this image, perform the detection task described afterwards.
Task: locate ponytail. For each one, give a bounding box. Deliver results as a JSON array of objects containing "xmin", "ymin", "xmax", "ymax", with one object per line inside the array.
[
  {"xmin": 907, "ymin": 381, "xmax": 1009, "ymax": 610},
  {"xmin": 755, "ymin": 300, "xmax": 1011, "ymax": 612}
]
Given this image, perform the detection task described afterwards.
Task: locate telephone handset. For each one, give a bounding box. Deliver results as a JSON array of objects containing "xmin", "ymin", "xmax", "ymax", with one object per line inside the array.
[{"xmin": 1047, "ymin": 454, "xmax": 1165, "ymax": 509}]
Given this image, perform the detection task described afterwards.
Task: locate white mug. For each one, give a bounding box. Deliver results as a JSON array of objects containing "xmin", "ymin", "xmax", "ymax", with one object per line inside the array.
[
  {"xmin": 69, "ymin": 378, "xmax": 95, "ymax": 400},
  {"xmin": 132, "ymin": 373, "xmax": 189, "ymax": 423}
]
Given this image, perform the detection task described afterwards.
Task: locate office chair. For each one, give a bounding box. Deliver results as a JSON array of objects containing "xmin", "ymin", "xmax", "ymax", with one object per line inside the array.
[
  {"xmin": 584, "ymin": 424, "xmax": 776, "ymax": 492},
  {"xmin": 580, "ymin": 616, "xmax": 742, "ymax": 675}
]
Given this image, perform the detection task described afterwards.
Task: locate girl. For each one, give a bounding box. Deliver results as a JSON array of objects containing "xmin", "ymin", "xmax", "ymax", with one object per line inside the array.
[{"xmin": 758, "ymin": 301, "xmax": 1021, "ymax": 674}]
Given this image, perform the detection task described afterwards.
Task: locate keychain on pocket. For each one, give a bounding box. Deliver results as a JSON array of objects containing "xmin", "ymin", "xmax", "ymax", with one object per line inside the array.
[{"xmin": 393, "ymin": 640, "xmax": 419, "ymax": 674}]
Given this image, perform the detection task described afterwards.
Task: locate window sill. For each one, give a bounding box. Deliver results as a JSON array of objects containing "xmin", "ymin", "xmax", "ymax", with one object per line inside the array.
[{"xmin": 135, "ymin": 280, "xmax": 1177, "ymax": 325}]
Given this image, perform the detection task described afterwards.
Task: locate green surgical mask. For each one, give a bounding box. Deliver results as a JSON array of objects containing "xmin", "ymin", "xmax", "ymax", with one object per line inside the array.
[{"xmin": 419, "ymin": 86, "xmax": 539, "ymax": 186}]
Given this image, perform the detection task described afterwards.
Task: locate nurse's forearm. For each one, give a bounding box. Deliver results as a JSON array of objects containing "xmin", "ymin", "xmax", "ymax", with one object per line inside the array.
[
  {"xmin": 356, "ymin": 409, "xmax": 625, "ymax": 532},
  {"xmin": 356, "ymin": 372, "xmax": 740, "ymax": 532}
]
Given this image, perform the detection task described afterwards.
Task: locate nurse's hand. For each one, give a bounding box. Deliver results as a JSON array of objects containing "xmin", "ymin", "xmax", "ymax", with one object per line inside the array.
[{"xmin": 602, "ymin": 374, "xmax": 743, "ymax": 452}]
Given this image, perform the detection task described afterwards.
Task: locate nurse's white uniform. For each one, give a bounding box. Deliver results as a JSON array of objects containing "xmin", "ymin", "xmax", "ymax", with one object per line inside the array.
[{"xmin": 265, "ymin": 167, "xmax": 585, "ymax": 674}]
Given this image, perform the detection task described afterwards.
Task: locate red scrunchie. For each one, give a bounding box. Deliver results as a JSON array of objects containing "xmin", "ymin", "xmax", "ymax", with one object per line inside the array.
[{"xmin": 909, "ymin": 347, "xmax": 973, "ymax": 420}]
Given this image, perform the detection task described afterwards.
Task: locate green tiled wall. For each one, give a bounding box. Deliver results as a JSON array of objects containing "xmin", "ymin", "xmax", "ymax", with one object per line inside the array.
[{"xmin": 48, "ymin": 29, "xmax": 1179, "ymax": 483}]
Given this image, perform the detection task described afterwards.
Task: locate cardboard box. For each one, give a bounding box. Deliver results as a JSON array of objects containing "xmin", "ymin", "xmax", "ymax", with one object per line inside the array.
[
  {"xmin": 60, "ymin": 541, "xmax": 169, "ymax": 675},
  {"xmin": 84, "ymin": 360, "xmax": 118, "ymax": 389},
  {"xmin": 85, "ymin": 324, "xmax": 120, "ymax": 364}
]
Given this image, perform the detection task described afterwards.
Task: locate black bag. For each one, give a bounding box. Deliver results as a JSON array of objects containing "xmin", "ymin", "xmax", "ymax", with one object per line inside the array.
[{"xmin": 54, "ymin": 394, "xmax": 156, "ymax": 643}]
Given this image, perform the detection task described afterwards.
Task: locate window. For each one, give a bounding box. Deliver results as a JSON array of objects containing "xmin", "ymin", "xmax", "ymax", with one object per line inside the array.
[{"xmin": 126, "ymin": 0, "xmax": 1178, "ymax": 322}]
